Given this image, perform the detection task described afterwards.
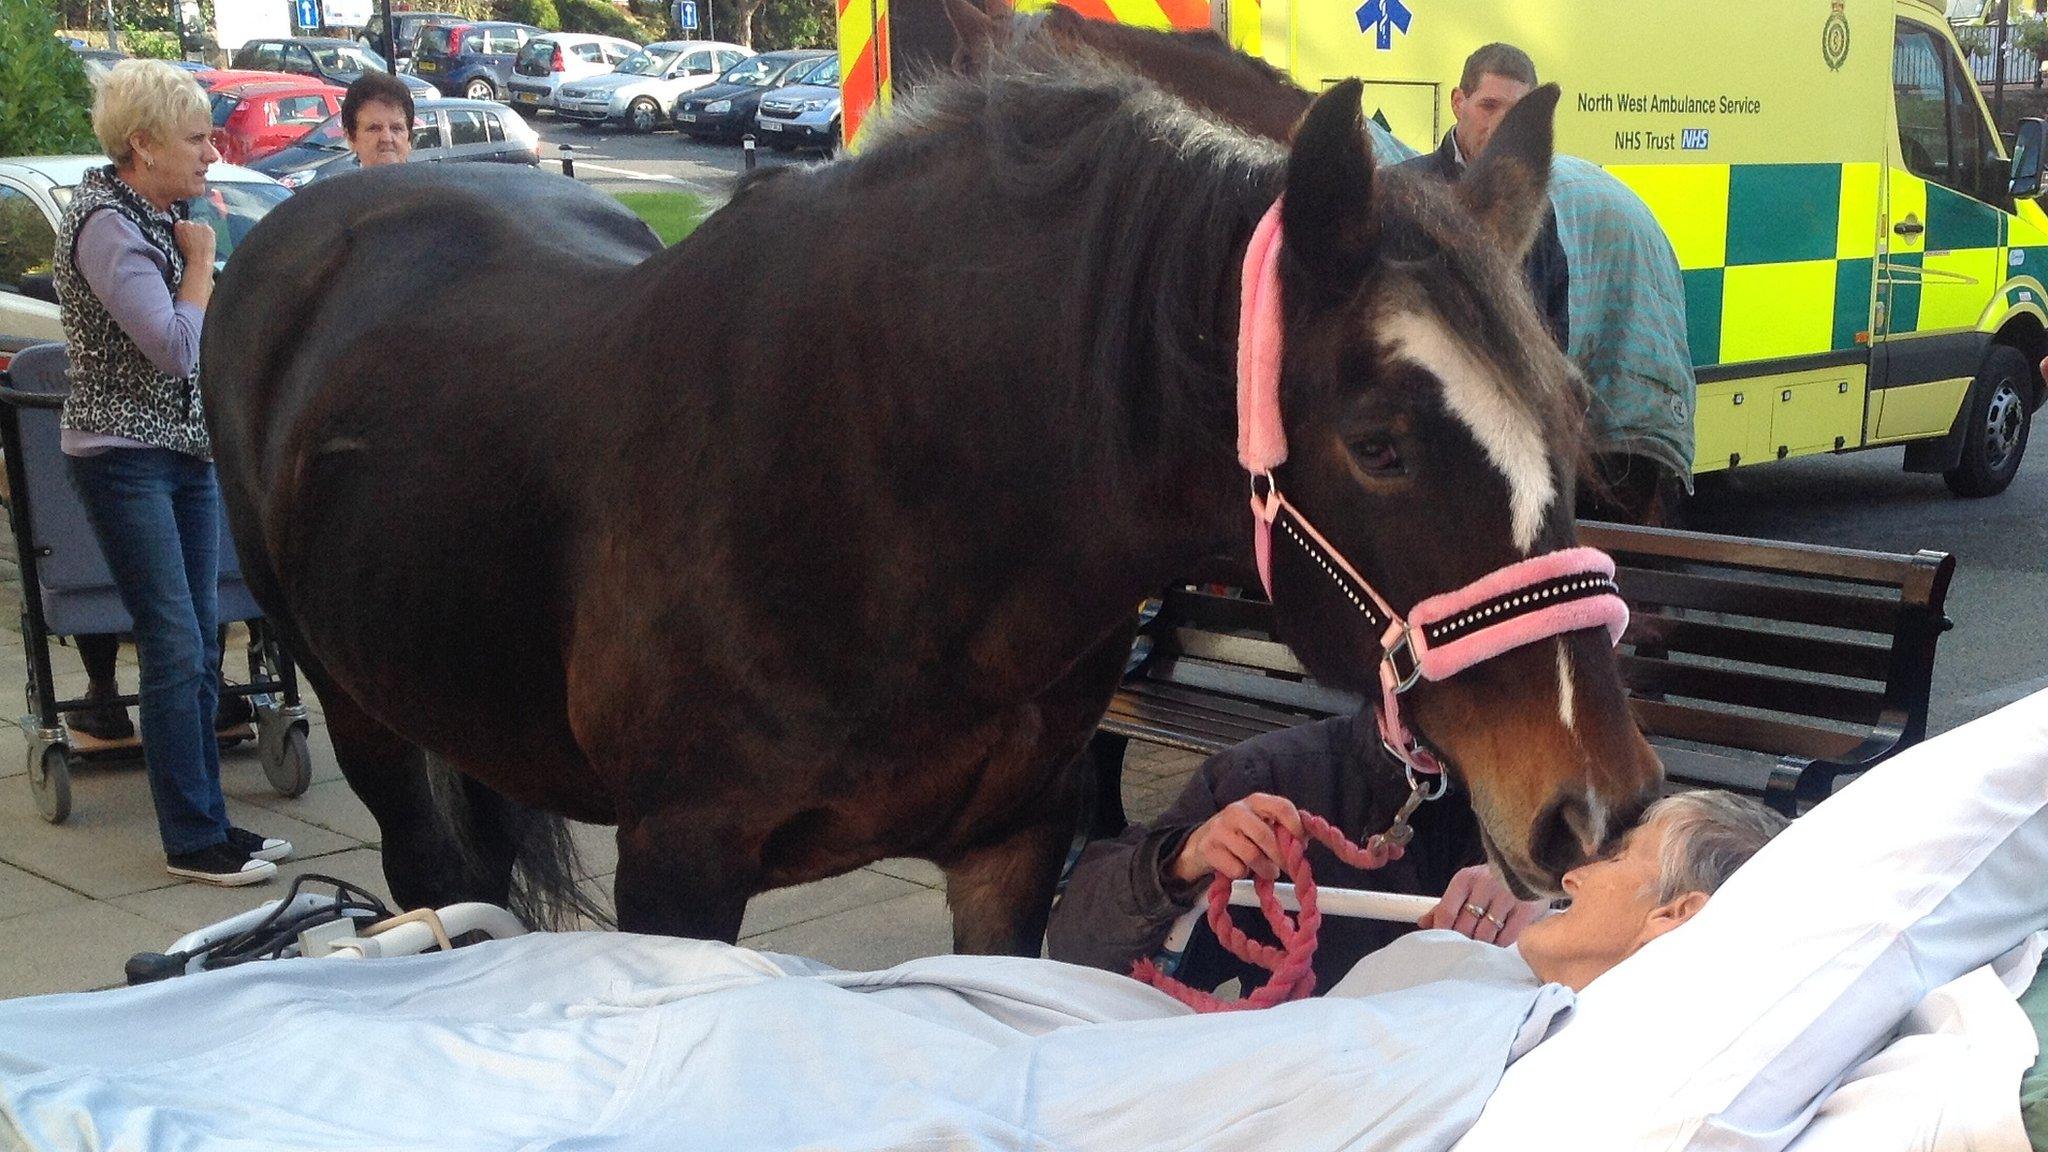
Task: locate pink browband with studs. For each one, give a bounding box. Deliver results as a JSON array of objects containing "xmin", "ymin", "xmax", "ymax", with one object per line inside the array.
[{"xmin": 1235, "ymin": 200, "xmax": 1629, "ymax": 775}]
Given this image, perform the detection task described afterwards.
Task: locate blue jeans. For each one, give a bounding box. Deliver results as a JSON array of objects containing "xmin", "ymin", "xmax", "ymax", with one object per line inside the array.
[{"xmin": 66, "ymin": 447, "xmax": 226, "ymax": 856}]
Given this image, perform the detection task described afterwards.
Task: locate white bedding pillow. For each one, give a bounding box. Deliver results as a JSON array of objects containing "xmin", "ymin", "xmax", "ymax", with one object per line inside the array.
[{"xmin": 1455, "ymin": 689, "xmax": 2048, "ymax": 1152}]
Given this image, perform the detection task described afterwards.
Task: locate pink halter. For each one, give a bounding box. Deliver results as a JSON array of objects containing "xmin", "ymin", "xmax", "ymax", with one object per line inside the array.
[{"xmin": 1235, "ymin": 201, "xmax": 1629, "ymax": 777}]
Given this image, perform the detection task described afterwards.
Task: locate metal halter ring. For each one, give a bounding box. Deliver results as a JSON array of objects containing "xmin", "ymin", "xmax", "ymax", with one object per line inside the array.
[{"xmin": 1404, "ymin": 760, "xmax": 1449, "ymax": 800}]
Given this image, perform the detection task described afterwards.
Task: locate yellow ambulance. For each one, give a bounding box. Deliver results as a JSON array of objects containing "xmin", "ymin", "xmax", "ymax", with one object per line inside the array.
[
  {"xmin": 1243, "ymin": 0, "xmax": 2048, "ymax": 493},
  {"xmin": 844, "ymin": 0, "xmax": 2048, "ymax": 493}
]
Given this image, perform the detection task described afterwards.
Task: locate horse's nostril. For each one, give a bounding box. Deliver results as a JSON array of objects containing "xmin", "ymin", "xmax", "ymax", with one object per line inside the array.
[{"xmin": 1531, "ymin": 794, "xmax": 1594, "ymax": 878}]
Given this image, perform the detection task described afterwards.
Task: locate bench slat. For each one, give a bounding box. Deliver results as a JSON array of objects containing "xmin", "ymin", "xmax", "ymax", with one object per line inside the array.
[
  {"xmin": 1167, "ymin": 627, "xmax": 1309, "ymax": 676},
  {"xmin": 1614, "ymin": 568, "xmax": 1900, "ymax": 633},
  {"xmin": 1626, "ymin": 697, "xmax": 1868, "ymax": 761},
  {"xmin": 1159, "ymin": 587, "xmax": 1275, "ymax": 635},
  {"xmin": 1580, "ymin": 521, "xmax": 1947, "ymax": 599},
  {"xmin": 1120, "ymin": 679, "xmax": 1350, "ymax": 727},
  {"xmin": 1139, "ymin": 655, "xmax": 1362, "ymax": 717},
  {"xmin": 1623, "ymin": 614, "xmax": 1893, "ymax": 682},
  {"xmin": 1617, "ymin": 654, "xmax": 1888, "ymax": 725}
]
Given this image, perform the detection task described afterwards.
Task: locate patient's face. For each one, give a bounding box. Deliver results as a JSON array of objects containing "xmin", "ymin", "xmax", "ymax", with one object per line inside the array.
[{"xmin": 1517, "ymin": 816, "xmax": 1675, "ymax": 991}]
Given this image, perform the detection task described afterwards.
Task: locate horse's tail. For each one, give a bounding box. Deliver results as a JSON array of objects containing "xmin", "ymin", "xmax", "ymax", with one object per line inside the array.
[{"xmin": 422, "ymin": 754, "xmax": 615, "ymax": 931}]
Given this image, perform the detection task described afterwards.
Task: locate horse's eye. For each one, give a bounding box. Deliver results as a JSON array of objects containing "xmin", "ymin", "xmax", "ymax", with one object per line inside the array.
[{"xmin": 1351, "ymin": 440, "xmax": 1403, "ymax": 476}]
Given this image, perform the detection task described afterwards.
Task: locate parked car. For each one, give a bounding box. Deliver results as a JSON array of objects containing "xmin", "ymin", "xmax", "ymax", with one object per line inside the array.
[
  {"xmin": 232, "ymin": 37, "xmax": 434, "ymax": 97},
  {"xmin": 507, "ymin": 33, "xmax": 640, "ymax": 114},
  {"xmin": 754, "ymin": 51, "xmax": 840, "ymax": 154},
  {"xmin": 250, "ymin": 97, "xmax": 541, "ymax": 188},
  {"xmin": 69, "ymin": 47, "xmax": 127, "ymax": 86},
  {"xmin": 672, "ymin": 49, "xmax": 831, "ymax": 142},
  {"xmin": 358, "ymin": 9, "xmax": 461, "ymax": 68},
  {"xmin": 410, "ymin": 21, "xmax": 541, "ymax": 101},
  {"xmin": 555, "ymin": 40, "xmax": 751, "ymax": 133},
  {"xmin": 0, "ymin": 156, "xmax": 288, "ymax": 370},
  {"xmin": 201, "ymin": 67, "xmax": 313, "ymax": 90},
  {"xmin": 209, "ymin": 79, "xmax": 344, "ymax": 165}
]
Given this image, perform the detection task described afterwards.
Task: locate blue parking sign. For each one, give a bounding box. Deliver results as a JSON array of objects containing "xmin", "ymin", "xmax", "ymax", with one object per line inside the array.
[
  {"xmin": 295, "ymin": 0, "xmax": 319, "ymax": 27},
  {"xmin": 675, "ymin": 0, "xmax": 698, "ymax": 29}
]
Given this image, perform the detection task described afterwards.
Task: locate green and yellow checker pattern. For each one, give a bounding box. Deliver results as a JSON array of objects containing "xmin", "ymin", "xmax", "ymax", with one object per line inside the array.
[{"xmin": 1608, "ymin": 162, "xmax": 2010, "ymax": 368}]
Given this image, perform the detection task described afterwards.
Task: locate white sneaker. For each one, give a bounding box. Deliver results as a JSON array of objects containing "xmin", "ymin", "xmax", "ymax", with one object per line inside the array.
[{"xmin": 165, "ymin": 843, "xmax": 278, "ymax": 887}]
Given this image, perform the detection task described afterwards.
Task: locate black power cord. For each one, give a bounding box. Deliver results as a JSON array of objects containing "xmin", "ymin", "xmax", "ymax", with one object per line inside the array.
[{"xmin": 125, "ymin": 874, "xmax": 395, "ymax": 985}]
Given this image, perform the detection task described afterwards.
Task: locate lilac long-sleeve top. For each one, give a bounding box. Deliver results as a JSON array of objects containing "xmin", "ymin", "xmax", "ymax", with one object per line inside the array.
[{"xmin": 61, "ymin": 209, "xmax": 203, "ymax": 456}]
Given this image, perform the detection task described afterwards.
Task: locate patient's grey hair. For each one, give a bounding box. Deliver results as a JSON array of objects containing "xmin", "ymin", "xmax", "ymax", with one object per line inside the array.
[{"xmin": 1643, "ymin": 791, "xmax": 1789, "ymax": 905}]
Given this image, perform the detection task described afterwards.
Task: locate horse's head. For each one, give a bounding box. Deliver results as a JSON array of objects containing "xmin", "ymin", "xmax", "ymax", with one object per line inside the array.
[{"xmin": 1266, "ymin": 82, "xmax": 1662, "ymax": 897}]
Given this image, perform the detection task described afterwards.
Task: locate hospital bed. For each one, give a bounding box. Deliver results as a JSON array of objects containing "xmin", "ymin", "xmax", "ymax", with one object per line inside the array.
[{"xmin": 5, "ymin": 687, "xmax": 2048, "ymax": 1152}]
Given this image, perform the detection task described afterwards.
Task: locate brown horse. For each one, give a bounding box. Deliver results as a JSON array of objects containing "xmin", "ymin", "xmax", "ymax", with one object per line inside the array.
[{"xmin": 203, "ymin": 50, "xmax": 1660, "ymax": 953}]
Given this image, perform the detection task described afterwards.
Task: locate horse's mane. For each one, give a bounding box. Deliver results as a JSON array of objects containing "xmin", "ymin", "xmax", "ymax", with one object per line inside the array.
[{"xmin": 855, "ymin": 48, "xmax": 1286, "ymax": 483}]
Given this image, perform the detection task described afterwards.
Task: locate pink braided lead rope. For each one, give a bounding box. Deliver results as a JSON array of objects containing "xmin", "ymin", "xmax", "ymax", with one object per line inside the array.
[{"xmin": 1131, "ymin": 811, "xmax": 1403, "ymax": 1012}]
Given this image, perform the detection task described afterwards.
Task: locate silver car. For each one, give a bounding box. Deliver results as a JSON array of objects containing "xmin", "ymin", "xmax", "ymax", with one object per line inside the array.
[
  {"xmin": 556, "ymin": 40, "xmax": 751, "ymax": 132},
  {"xmin": 755, "ymin": 53, "xmax": 841, "ymax": 154},
  {"xmin": 507, "ymin": 33, "xmax": 641, "ymax": 113}
]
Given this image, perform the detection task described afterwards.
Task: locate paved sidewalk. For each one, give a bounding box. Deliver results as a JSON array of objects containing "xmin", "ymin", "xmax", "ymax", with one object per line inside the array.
[{"xmin": 0, "ymin": 546, "xmax": 1202, "ymax": 998}]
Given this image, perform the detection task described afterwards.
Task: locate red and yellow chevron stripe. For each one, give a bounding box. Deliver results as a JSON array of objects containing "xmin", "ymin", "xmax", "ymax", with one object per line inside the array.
[{"xmin": 839, "ymin": 0, "xmax": 892, "ymax": 149}]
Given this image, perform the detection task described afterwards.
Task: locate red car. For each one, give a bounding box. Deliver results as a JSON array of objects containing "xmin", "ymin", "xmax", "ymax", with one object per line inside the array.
[{"xmin": 209, "ymin": 79, "xmax": 344, "ymax": 165}]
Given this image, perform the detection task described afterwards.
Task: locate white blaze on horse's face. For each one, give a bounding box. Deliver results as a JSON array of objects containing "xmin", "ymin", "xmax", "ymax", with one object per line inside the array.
[
  {"xmin": 1555, "ymin": 639, "xmax": 1577, "ymax": 732},
  {"xmin": 1381, "ymin": 311, "xmax": 1557, "ymax": 554}
]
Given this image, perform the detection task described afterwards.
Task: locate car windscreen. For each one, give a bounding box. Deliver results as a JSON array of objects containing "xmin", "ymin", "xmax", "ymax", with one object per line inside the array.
[
  {"xmin": 184, "ymin": 182, "xmax": 292, "ymax": 263},
  {"xmin": 295, "ymin": 113, "xmax": 349, "ymax": 150},
  {"xmin": 210, "ymin": 93, "xmax": 241, "ymax": 126},
  {"xmin": 797, "ymin": 55, "xmax": 839, "ymax": 88},
  {"xmin": 517, "ymin": 40, "xmax": 553, "ymax": 70},
  {"xmin": 314, "ymin": 43, "xmax": 387, "ymax": 77},
  {"xmin": 614, "ymin": 46, "xmax": 681, "ymax": 76},
  {"xmin": 717, "ymin": 56, "xmax": 780, "ymax": 87}
]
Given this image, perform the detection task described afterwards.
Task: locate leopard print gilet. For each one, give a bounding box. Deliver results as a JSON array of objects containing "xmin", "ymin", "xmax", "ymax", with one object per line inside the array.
[{"xmin": 53, "ymin": 166, "xmax": 211, "ymax": 460}]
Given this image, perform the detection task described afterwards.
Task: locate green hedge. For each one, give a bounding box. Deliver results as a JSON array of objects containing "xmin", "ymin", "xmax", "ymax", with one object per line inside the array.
[
  {"xmin": 556, "ymin": 0, "xmax": 653, "ymax": 39},
  {"xmin": 495, "ymin": 0, "xmax": 560, "ymax": 29},
  {"xmin": 0, "ymin": 0, "xmax": 97, "ymax": 157}
]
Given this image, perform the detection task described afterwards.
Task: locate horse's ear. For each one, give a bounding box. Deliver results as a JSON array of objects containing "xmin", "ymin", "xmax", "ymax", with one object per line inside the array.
[
  {"xmin": 942, "ymin": 0, "xmax": 998, "ymax": 71},
  {"xmin": 1281, "ymin": 79, "xmax": 1378, "ymax": 300},
  {"xmin": 1457, "ymin": 83, "xmax": 1559, "ymax": 261}
]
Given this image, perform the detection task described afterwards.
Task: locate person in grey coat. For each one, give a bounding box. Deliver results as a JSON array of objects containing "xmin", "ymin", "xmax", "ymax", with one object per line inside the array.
[{"xmin": 1047, "ymin": 713, "xmax": 1550, "ymax": 994}]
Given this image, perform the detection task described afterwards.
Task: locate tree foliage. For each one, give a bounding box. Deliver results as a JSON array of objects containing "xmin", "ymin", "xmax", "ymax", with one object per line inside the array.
[{"xmin": 1, "ymin": 0, "xmax": 98, "ymax": 157}]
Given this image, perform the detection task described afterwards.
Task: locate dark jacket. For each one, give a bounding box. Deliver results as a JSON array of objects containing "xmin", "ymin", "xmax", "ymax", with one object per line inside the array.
[
  {"xmin": 1046, "ymin": 714, "xmax": 1485, "ymax": 995},
  {"xmin": 1398, "ymin": 131, "xmax": 1572, "ymax": 350}
]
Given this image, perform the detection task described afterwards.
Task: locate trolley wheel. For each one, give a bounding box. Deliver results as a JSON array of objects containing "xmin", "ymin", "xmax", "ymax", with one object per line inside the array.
[
  {"xmin": 264, "ymin": 724, "xmax": 312, "ymax": 798},
  {"xmin": 28, "ymin": 743, "xmax": 72, "ymax": 824}
]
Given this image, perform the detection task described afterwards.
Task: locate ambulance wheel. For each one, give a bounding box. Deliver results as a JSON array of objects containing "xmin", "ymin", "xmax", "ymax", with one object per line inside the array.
[
  {"xmin": 1945, "ymin": 345, "xmax": 2031, "ymax": 497},
  {"xmin": 28, "ymin": 744, "xmax": 72, "ymax": 825}
]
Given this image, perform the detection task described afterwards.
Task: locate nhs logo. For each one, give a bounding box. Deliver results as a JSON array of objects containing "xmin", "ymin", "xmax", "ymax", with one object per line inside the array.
[{"xmin": 1681, "ymin": 128, "xmax": 1711, "ymax": 151}]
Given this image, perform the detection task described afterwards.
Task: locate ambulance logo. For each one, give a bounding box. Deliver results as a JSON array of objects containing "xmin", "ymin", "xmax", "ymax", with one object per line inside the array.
[
  {"xmin": 1823, "ymin": 0, "xmax": 1851, "ymax": 71},
  {"xmin": 1356, "ymin": 0, "xmax": 1413, "ymax": 51}
]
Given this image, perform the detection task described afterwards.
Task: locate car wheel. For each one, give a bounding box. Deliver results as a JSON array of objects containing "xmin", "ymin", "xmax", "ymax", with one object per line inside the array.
[
  {"xmin": 823, "ymin": 118, "xmax": 841, "ymax": 158},
  {"xmin": 628, "ymin": 98, "xmax": 661, "ymax": 133},
  {"xmin": 1944, "ymin": 344, "xmax": 2033, "ymax": 497},
  {"xmin": 465, "ymin": 77, "xmax": 497, "ymax": 101}
]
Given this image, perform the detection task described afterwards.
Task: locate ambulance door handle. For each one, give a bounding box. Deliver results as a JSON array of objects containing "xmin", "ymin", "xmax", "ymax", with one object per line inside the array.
[{"xmin": 1894, "ymin": 215, "xmax": 1925, "ymax": 237}]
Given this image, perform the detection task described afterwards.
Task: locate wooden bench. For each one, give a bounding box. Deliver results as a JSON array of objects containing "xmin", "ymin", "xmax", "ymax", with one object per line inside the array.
[{"xmin": 1089, "ymin": 522, "xmax": 1956, "ymax": 825}]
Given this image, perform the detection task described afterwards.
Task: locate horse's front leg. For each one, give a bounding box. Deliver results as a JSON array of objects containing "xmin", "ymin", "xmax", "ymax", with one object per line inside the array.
[
  {"xmin": 939, "ymin": 618, "xmax": 1138, "ymax": 955},
  {"xmin": 938, "ymin": 787, "xmax": 1085, "ymax": 955},
  {"xmin": 613, "ymin": 806, "xmax": 756, "ymax": 941}
]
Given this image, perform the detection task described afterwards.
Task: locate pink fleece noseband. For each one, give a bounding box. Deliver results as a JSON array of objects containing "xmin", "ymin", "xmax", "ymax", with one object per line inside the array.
[{"xmin": 1236, "ymin": 201, "xmax": 1629, "ymax": 776}]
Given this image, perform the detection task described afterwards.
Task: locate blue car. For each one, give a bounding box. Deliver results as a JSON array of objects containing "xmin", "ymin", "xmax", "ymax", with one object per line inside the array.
[{"xmin": 411, "ymin": 20, "xmax": 542, "ymax": 102}]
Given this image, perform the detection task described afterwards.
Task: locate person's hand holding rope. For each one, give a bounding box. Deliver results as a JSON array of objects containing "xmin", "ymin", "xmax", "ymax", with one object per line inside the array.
[{"xmin": 1170, "ymin": 793, "xmax": 1306, "ymax": 885}]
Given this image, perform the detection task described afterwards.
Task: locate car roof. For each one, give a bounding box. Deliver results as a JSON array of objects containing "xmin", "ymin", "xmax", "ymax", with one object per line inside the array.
[
  {"xmin": 219, "ymin": 79, "xmax": 335, "ymax": 95},
  {"xmin": 531, "ymin": 32, "xmax": 637, "ymax": 44},
  {"xmin": 423, "ymin": 20, "xmax": 533, "ymax": 28},
  {"xmin": 760, "ymin": 49, "xmax": 832, "ymax": 59},
  {"xmin": 645, "ymin": 40, "xmax": 747, "ymax": 51},
  {"xmin": 0, "ymin": 156, "xmax": 281, "ymax": 186}
]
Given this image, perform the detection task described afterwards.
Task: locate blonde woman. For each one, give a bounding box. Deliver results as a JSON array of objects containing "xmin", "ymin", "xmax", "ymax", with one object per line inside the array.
[{"xmin": 55, "ymin": 60, "xmax": 290, "ymax": 886}]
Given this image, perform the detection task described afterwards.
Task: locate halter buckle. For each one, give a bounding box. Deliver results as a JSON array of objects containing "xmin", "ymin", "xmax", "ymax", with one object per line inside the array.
[{"xmin": 1383, "ymin": 626, "xmax": 1422, "ymax": 694}]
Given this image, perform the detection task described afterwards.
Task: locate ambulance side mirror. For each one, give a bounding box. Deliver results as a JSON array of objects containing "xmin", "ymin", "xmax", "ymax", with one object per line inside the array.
[{"xmin": 2011, "ymin": 119, "xmax": 2046, "ymax": 199}]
